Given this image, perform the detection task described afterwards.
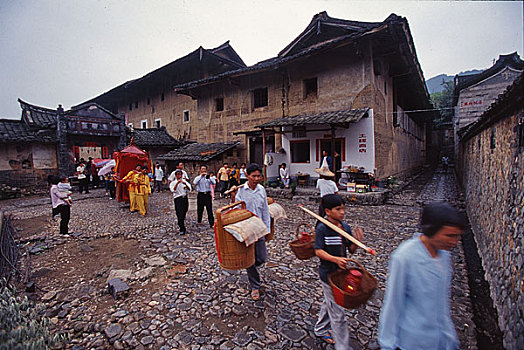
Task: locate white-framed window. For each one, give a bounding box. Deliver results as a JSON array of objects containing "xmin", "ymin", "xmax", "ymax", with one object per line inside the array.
[
  {"xmin": 154, "ymin": 118, "xmax": 161, "ymax": 128},
  {"xmin": 141, "ymin": 119, "xmax": 148, "ymax": 129},
  {"xmin": 183, "ymin": 110, "xmax": 190, "ymax": 123}
]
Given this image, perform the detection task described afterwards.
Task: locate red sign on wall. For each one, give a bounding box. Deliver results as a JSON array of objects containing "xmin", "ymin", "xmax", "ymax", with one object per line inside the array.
[{"xmin": 460, "ymin": 99, "xmax": 483, "ymax": 107}]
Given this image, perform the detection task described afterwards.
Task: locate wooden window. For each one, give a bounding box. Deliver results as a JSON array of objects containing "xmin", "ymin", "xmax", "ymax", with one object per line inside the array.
[
  {"xmin": 290, "ymin": 140, "xmax": 310, "ymax": 163},
  {"xmin": 253, "ymin": 88, "xmax": 268, "ymax": 109},
  {"xmin": 490, "ymin": 128, "xmax": 496, "ymax": 152},
  {"xmin": 304, "ymin": 78, "xmax": 317, "ymax": 98},
  {"xmin": 216, "ymin": 98, "xmax": 224, "ymax": 112},
  {"xmin": 292, "ymin": 126, "xmax": 306, "ymax": 138},
  {"xmin": 183, "ymin": 110, "xmax": 190, "ymax": 123}
]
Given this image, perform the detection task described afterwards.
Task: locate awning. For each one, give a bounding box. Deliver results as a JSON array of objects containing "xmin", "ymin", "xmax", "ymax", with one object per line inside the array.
[{"xmin": 257, "ymin": 108, "xmax": 369, "ymax": 128}]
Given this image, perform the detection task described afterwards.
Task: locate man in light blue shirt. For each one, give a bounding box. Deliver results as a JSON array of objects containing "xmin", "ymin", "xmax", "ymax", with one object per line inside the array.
[
  {"xmin": 378, "ymin": 202, "xmax": 465, "ymax": 350},
  {"xmin": 233, "ymin": 163, "xmax": 270, "ymax": 301},
  {"xmin": 193, "ymin": 165, "xmax": 216, "ymax": 228}
]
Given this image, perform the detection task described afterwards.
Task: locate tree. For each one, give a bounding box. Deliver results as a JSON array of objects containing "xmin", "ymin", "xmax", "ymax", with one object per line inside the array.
[{"xmin": 430, "ymin": 79, "xmax": 454, "ymax": 126}]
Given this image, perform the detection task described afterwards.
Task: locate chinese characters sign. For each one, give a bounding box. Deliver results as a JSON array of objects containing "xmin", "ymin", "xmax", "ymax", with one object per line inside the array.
[
  {"xmin": 460, "ymin": 99, "xmax": 483, "ymax": 107},
  {"xmin": 358, "ymin": 133, "xmax": 367, "ymax": 153}
]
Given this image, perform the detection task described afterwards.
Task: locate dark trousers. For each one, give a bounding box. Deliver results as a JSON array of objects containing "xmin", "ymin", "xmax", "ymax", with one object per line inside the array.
[
  {"xmin": 219, "ymin": 180, "xmax": 229, "ymax": 195},
  {"xmin": 52, "ymin": 204, "xmax": 70, "ymax": 235},
  {"xmin": 154, "ymin": 180, "xmax": 163, "ymax": 193},
  {"xmin": 197, "ymin": 192, "xmax": 214, "ymax": 227},
  {"xmin": 247, "ymin": 237, "xmax": 267, "ymax": 290},
  {"xmin": 174, "ymin": 196, "xmax": 189, "ymax": 232},
  {"xmin": 108, "ymin": 181, "xmax": 116, "ymax": 199},
  {"xmin": 79, "ymin": 178, "xmax": 89, "ymax": 193}
]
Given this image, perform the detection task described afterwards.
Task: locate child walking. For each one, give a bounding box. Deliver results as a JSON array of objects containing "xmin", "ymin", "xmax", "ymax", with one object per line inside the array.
[{"xmin": 313, "ymin": 194, "xmax": 365, "ymax": 349}]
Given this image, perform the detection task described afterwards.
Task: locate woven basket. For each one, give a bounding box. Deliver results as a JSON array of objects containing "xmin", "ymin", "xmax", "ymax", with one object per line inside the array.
[
  {"xmin": 289, "ymin": 223, "xmax": 316, "ymax": 260},
  {"xmin": 215, "ymin": 201, "xmax": 255, "ymax": 270},
  {"xmin": 328, "ymin": 259, "xmax": 378, "ymax": 309},
  {"xmin": 266, "ymin": 197, "xmax": 275, "ymax": 242}
]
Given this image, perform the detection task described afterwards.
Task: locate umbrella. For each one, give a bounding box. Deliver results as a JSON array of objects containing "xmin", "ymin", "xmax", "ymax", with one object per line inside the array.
[{"xmin": 97, "ymin": 159, "xmax": 116, "ymax": 176}]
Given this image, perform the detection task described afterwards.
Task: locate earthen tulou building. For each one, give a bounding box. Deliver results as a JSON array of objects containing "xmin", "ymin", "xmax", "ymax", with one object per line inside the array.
[{"xmin": 82, "ymin": 11, "xmax": 436, "ymax": 180}]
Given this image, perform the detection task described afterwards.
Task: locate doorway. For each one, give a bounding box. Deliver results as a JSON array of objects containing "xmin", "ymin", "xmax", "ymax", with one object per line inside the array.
[{"xmin": 249, "ymin": 134, "xmax": 275, "ymax": 165}]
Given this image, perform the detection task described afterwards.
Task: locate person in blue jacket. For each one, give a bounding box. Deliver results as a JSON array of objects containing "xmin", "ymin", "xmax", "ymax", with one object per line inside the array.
[
  {"xmin": 378, "ymin": 202, "xmax": 466, "ymax": 350},
  {"xmin": 319, "ymin": 150, "xmax": 333, "ymax": 171}
]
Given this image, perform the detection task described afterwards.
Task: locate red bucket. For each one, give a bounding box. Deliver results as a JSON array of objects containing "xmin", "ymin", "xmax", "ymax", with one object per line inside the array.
[{"xmin": 328, "ymin": 259, "xmax": 378, "ymax": 309}]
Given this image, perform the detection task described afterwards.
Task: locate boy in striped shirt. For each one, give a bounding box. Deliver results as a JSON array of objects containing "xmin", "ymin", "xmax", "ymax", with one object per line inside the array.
[{"xmin": 313, "ymin": 194, "xmax": 365, "ymax": 349}]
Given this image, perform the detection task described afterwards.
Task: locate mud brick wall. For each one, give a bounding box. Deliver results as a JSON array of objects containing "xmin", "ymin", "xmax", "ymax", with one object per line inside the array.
[{"xmin": 460, "ymin": 111, "xmax": 524, "ymax": 349}]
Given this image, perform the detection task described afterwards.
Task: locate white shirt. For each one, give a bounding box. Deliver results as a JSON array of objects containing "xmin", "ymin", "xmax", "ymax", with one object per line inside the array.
[
  {"xmin": 279, "ymin": 167, "xmax": 289, "ymax": 179},
  {"xmin": 316, "ymin": 178, "xmax": 338, "ymax": 197},
  {"xmin": 235, "ymin": 184, "xmax": 271, "ymax": 232},
  {"xmin": 169, "ymin": 179, "xmax": 192, "ymax": 198},
  {"xmin": 76, "ymin": 165, "xmax": 86, "ymax": 179},
  {"xmin": 50, "ymin": 185, "xmax": 68, "ymax": 208},
  {"xmin": 154, "ymin": 167, "xmax": 164, "ymax": 181},
  {"xmin": 169, "ymin": 169, "xmax": 189, "ymax": 182}
]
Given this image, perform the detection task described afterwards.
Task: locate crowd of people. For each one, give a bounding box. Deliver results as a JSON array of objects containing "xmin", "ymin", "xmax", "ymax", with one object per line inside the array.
[{"xmin": 47, "ymin": 155, "xmax": 465, "ymax": 350}]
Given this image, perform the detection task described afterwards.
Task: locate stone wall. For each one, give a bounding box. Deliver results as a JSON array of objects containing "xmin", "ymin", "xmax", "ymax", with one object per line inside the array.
[{"xmin": 459, "ymin": 109, "xmax": 524, "ymax": 349}]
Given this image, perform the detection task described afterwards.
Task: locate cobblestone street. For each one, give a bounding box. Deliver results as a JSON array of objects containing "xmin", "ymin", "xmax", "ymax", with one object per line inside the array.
[{"xmin": 3, "ymin": 169, "xmax": 478, "ymax": 349}]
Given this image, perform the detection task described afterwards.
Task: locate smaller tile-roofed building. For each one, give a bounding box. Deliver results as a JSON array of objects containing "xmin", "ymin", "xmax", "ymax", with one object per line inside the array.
[
  {"xmin": 129, "ymin": 127, "xmax": 184, "ymax": 162},
  {"xmin": 452, "ymin": 52, "xmax": 523, "ymax": 159},
  {"xmin": 258, "ymin": 108, "xmax": 369, "ymax": 128},
  {"xmin": 130, "ymin": 127, "xmax": 183, "ymax": 148},
  {"xmin": 0, "ymin": 119, "xmax": 56, "ymax": 144},
  {"xmin": 158, "ymin": 142, "xmax": 240, "ymax": 162}
]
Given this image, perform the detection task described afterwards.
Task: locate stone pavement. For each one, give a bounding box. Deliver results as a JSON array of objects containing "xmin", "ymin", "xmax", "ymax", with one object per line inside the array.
[{"xmin": 4, "ymin": 169, "xmax": 477, "ymax": 349}]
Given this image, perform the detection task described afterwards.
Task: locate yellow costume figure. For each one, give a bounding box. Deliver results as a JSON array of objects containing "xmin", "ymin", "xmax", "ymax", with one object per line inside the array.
[
  {"xmin": 122, "ymin": 170, "xmax": 139, "ymax": 212},
  {"xmin": 134, "ymin": 172, "xmax": 151, "ymax": 216}
]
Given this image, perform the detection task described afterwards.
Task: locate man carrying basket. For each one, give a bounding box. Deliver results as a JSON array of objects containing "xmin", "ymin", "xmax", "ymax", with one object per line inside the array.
[
  {"xmin": 232, "ymin": 163, "xmax": 271, "ymax": 301},
  {"xmin": 313, "ymin": 194, "xmax": 365, "ymax": 348}
]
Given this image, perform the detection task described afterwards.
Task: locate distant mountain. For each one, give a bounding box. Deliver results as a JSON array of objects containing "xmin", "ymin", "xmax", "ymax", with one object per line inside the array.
[
  {"xmin": 426, "ymin": 74, "xmax": 453, "ymax": 94},
  {"xmin": 426, "ymin": 69, "xmax": 483, "ymax": 94}
]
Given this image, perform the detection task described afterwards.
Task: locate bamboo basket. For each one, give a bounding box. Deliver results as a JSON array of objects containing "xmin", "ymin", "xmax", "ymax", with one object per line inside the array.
[
  {"xmin": 266, "ymin": 197, "xmax": 275, "ymax": 242},
  {"xmin": 214, "ymin": 201, "xmax": 255, "ymax": 270},
  {"xmin": 289, "ymin": 223, "xmax": 316, "ymax": 260},
  {"xmin": 328, "ymin": 259, "xmax": 378, "ymax": 309}
]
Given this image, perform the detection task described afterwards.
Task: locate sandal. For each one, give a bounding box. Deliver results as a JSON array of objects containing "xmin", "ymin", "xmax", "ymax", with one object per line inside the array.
[
  {"xmin": 251, "ymin": 289, "xmax": 260, "ymax": 301},
  {"xmin": 317, "ymin": 332, "xmax": 335, "ymax": 345}
]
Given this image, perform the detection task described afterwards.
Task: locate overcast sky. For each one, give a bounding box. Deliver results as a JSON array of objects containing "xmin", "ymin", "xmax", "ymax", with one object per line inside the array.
[{"xmin": 1, "ymin": 0, "xmax": 522, "ymax": 119}]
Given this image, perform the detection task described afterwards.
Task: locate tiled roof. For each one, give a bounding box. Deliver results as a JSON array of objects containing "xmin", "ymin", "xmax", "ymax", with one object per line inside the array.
[
  {"xmin": 18, "ymin": 99, "xmax": 58, "ymax": 128},
  {"xmin": 130, "ymin": 127, "xmax": 183, "ymax": 147},
  {"xmin": 0, "ymin": 119, "xmax": 56, "ymax": 143},
  {"xmin": 174, "ymin": 14, "xmax": 406, "ymax": 92},
  {"xmin": 257, "ymin": 108, "xmax": 370, "ymax": 128},
  {"xmin": 157, "ymin": 142, "xmax": 240, "ymax": 162},
  {"xmin": 174, "ymin": 31, "xmax": 365, "ymax": 91}
]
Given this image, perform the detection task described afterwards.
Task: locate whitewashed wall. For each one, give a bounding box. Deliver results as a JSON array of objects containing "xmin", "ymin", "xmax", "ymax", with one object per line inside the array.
[{"xmin": 280, "ymin": 110, "xmax": 375, "ymax": 178}]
